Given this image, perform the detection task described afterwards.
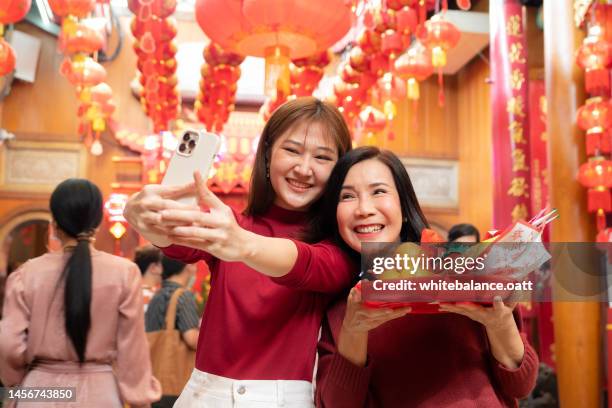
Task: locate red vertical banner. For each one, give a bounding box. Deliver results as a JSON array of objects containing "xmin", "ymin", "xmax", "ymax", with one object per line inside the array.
[
  {"xmin": 528, "ymin": 78, "xmax": 555, "ymax": 369},
  {"xmin": 490, "ymin": 0, "xmax": 532, "ymax": 229},
  {"xmin": 528, "ymin": 80, "xmax": 549, "ymax": 220}
]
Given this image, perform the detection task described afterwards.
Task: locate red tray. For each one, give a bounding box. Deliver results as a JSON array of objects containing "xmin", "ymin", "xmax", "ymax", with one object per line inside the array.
[{"xmin": 356, "ymin": 276, "xmax": 515, "ymax": 314}]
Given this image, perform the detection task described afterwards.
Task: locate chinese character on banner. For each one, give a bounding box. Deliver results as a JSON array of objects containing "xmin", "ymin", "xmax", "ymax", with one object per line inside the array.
[
  {"xmin": 509, "ymin": 43, "xmax": 526, "ymax": 64},
  {"xmin": 506, "ymin": 15, "xmax": 523, "ymax": 36},
  {"xmin": 509, "ymin": 120, "xmax": 526, "ymax": 144},
  {"xmin": 506, "ymin": 96, "xmax": 526, "ymax": 117},
  {"xmin": 511, "ymin": 203, "xmax": 528, "ymax": 222},
  {"xmin": 507, "ymin": 177, "xmax": 529, "ymax": 198},
  {"xmin": 510, "ymin": 68, "xmax": 526, "ymax": 91},
  {"xmin": 512, "ymin": 149, "xmax": 528, "ymax": 172}
]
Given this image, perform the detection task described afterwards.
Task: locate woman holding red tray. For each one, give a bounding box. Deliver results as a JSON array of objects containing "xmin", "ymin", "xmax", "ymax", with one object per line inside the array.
[{"xmin": 160, "ymin": 146, "xmax": 538, "ymax": 407}]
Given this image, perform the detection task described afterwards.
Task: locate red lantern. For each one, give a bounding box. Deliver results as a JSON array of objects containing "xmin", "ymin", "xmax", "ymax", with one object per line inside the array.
[
  {"xmin": 134, "ymin": 39, "xmax": 177, "ymax": 60},
  {"xmin": 48, "ymin": 0, "xmax": 95, "ymax": 18},
  {"xmin": 576, "ymin": 32, "xmax": 612, "ymax": 96},
  {"xmin": 0, "ymin": 0, "xmax": 31, "ymax": 24},
  {"xmin": 291, "ymin": 65, "xmax": 323, "ymax": 97},
  {"xmin": 381, "ymin": 29, "xmax": 404, "ymax": 59},
  {"xmin": 357, "ymin": 29, "xmax": 382, "ymax": 54},
  {"xmin": 89, "ymin": 82, "xmax": 113, "ymax": 104},
  {"xmin": 358, "ymin": 106, "xmax": 387, "ymax": 145},
  {"xmin": 421, "ymin": 16, "xmax": 460, "ymax": 105},
  {"xmin": 377, "ymin": 73, "xmax": 406, "ymax": 120},
  {"xmin": 59, "ymin": 19, "xmax": 105, "ymax": 55},
  {"xmin": 349, "ymin": 46, "xmax": 368, "ymax": 72},
  {"xmin": 578, "ymin": 157, "xmax": 612, "ymax": 230},
  {"xmin": 128, "ymin": 0, "xmax": 176, "ymax": 20},
  {"xmin": 292, "ymin": 49, "xmax": 331, "ymax": 68},
  {"xmin": 204, "ymin": 42, "xmax": 245, "ymax": 66},
  {"xmin": 130, "ymin": 16, "xmax": 177, "ymax": 42},
  {"xmin": 0, "ymin": 38, "xmax": 16, "ymax": 76},
  {"xmin": 576, "ymin": 97, "xmax": 612, "ymax": 155},
  {"xmin": 368, "ymin": 52, "xmax": 389, "ymax": 77},
  {"xmin": 364, "ymin": 6, "xmax": 396, "ymax": 33},
  {"xmin": 395, "ymin": 6, "xmax": 417, "ymax": 36},
  {"xmin": 384, "ymin": 0, "xmax": 416, "ymax": 10},
  {"xmin": 60, "ymin": 56, "xmax": 106, "ymax": 87},
  {"xmin": 421, "ymin": 17, "xmax": 460, "ymax": 68},
  {"xmin": 394, "ymin": 43, "xmax": 433, "ymax": 100}
]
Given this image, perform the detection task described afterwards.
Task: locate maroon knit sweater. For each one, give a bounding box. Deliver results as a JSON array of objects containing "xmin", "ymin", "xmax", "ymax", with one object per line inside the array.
[
  {"xmin": 161, "ymin": 205, "xmax": 355, "ymax": 381},
  {"xmin": 316, "ymin": 301, "xmax": 539, "ymax": 407}
]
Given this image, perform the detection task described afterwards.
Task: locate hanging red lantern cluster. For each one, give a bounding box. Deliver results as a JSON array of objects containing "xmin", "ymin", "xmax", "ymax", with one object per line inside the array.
[
  {"xmin": 195, "ymin": 42, "xmax": 244, "ymax": 132},
  {"xmin": 0, "ymin": 0, "xmax": 31, "ymax": 75},
  {"xmin": 129, "ymin": 0, "xmax": 179, "ymax": 133},
  {"xmin": 290, "ymin": 50, "xmax": 331, "ymax": 97},
  {"xmin": 576, "ymin": 10, "xmax": 612, "ymax": 233},
  {"xmin": 330, "ymin": 0, "xmax": 439, "ymax": 139},
  {"xmin": 50, "ymin": 0, "xmax": 114, "ymax": 155}
]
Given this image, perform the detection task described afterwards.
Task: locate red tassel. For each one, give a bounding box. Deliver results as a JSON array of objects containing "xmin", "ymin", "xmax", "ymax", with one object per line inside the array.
[
  {"xmin": 604, "ymin": 129, "xmax": 612, "ymax": 153},
  {"xmin": 438, "ymin": 68, "xmax": 445, "ymax": 107},
  {"xmin": 585, "ymin": 68, "xmax": 611, "ymax": 96},
  {"xmin": 588, "ymin": 187, "xmax": 612, "ymax": 212},
  {"xmin": 412, "ymin": 99, "xmax": 419, "ymax": 131},
  {"xmin": 586, "ymin": 129, "xmax": 603, "ymax": 155},
  {"xmin": 597, "ymin": 209, "xmax": 607, "ymax": 231}
]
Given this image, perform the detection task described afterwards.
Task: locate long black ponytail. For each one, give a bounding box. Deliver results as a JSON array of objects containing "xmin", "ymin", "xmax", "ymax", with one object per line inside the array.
[{"xmin": 50, "ymin": 179, "xmax": 103, "ymax": 363}]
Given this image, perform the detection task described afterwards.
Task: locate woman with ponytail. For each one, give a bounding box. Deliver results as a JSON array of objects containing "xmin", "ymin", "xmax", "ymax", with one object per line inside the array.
[{"xmin": 0, "ymin": 179, "xmax": 161, "ymax": 407}]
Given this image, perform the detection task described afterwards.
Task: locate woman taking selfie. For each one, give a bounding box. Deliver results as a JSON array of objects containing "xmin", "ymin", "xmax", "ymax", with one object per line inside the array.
[
  {"xmin": 124, "ymin": 97, "xmax": 355, "ymax": 407},
  {"xmin": 0, "ymin": 179, "xmax": 160, "ymax": 407}
]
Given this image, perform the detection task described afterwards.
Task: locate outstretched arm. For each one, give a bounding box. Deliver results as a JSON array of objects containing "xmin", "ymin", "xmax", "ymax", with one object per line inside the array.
[{"xmin": 161, "ymin": 172, "xmax": 299, "ymax": 277}]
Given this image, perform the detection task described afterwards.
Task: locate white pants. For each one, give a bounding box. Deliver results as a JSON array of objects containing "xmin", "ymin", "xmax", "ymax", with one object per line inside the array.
[{"xmin": 173, "ymin": 369, "xmax": 315, "ymax": 408}]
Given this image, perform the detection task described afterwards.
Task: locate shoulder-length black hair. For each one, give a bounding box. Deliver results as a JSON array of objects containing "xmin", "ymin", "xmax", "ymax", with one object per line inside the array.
[
  {"xmin": 50, "ymin": 178, "xmax": 103, "ymax": 363},
  {"xmin": 244, "ymin": 97, "xmax": 352, "ymax": 216},
  {"xmin": 305, "ymin": 146, "xmax": 429, "ymax": 257}
]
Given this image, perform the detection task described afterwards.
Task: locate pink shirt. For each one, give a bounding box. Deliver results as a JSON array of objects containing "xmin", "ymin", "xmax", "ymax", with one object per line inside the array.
[
  {"xmin": 0, "ymin": 249, "xmax": 161, "ymax": 407},
  {"xmin": 161, "ymin": 205, "xmax": 355, "ymax": 381}
]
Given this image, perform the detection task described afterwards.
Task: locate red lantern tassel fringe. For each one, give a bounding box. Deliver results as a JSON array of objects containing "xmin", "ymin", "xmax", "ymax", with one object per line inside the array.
[
  {"xmin": 585, "ymin": 68, "xmax": 611, "ymax": 96},
  {"xmin": 588, "ymin": 187, "xmax": 612, "ymax": 213}
]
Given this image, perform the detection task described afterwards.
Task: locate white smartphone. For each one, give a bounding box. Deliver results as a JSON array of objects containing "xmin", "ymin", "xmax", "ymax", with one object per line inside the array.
[{"xmin": 161, "ymin": 129, "xmax": 221, "ymax": 206}]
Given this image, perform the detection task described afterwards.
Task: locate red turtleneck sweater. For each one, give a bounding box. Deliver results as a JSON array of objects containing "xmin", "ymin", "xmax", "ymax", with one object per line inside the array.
[
  {"xmin": 316, "ymin": 301, "xmax": 539, "ymax": 407},
  {"xmin": 161, "ymin": 205, "xmax": 355, "ymax": 381}
]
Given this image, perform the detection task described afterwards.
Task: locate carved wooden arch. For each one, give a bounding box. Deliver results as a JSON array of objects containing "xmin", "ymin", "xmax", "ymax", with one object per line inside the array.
[{"xmin": 0, "ymin": 205, "xmax": 51, "ymax": 273}]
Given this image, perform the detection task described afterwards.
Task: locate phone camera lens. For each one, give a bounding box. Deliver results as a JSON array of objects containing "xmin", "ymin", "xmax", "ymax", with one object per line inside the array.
[
  {"xmin": 183, "ymin": 133, "xmax": 191, "ymax": 142},
  {"xmin": 178, "ymin": 143, "xmax": 186, "ymax": 152},
  {"xmin": 188, "ymin": 140, "xmax": 196, "ymax": 149}
]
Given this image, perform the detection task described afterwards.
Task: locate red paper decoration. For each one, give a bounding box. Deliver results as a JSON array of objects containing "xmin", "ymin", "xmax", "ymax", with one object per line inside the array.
[
  {"xmin": 0, "ymin": 37, "xmax": 15, "ymax": 76},
  {"xmin": 0, "ymin": 0, "xmax": 31, "ymax": 24}
]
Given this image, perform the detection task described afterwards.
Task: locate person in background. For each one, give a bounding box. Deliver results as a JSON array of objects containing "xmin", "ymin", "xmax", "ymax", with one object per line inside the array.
[
  {"xmin": 448, "ymin": 223, "xmax": 481, "ymax": 243},
  {"xmin": 0, "ymin": 178, "xmax": 161, "ymax": 407},
  {"xmin": 134, "ymin": 245, "xmax": 163, "ymax": 313},
  {"xmin": 145, "ymin": 256, "xmax": 199, "ymax": 408}
]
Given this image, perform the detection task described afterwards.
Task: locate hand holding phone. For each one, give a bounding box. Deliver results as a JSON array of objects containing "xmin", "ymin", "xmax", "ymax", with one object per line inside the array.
[{"xmin": 161, "ymin": 130, "xmax": 221, "ymax": 206}]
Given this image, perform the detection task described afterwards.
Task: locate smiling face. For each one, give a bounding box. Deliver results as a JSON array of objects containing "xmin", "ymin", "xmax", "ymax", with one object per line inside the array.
[
  {"xmin": 269, "ymin": 120, "xmax": 339, "ymax": 211},
  {"xmin": 336, "ymin": 159, "xmax": 404, "ymax": 253}
]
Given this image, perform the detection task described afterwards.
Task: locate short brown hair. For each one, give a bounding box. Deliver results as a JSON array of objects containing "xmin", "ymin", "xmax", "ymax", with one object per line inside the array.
[
  {"xmin": 245, "ymin": 97, "xmax": 352, "ymax": 216},
  {"xmin": 134, "ymin": 245, "xmax": 162, "ymax": 275}
]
